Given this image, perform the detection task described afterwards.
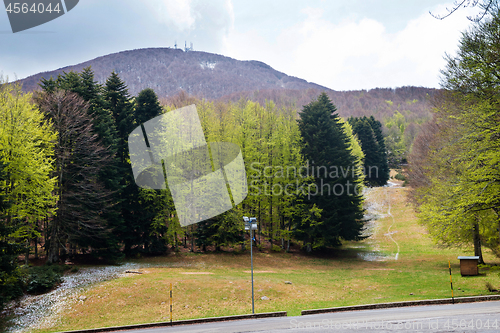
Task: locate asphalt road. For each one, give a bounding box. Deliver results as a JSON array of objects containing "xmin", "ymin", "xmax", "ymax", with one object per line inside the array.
[{"xmin": 114, "ymin": 300, "xmax": 500, "ymax": 333}]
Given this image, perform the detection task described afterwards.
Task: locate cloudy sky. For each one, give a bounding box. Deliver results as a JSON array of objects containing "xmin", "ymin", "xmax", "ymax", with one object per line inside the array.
[{"xmin": 0, "ymin": 0, "xmax": 482, "ymax": 91}]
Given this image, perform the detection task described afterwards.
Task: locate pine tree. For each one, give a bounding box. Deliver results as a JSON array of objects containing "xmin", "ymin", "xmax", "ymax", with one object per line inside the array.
[
  {"xmin": 349, "ymin": 116, "xmax": 389, "ymax": 186},
  {"xmin": 133, "ymin": 89, "xmax": 172, "ymax": 254},
  {"xmin": 135, "ymin": 88, "xmax": 163, "ymax": 124},
  {"xmin": 367, "ymin": 116, "xmax": 390, "ymax": 185},
  {"xmin": 105, "ymin": 71, "xmax": 136, "ymax": 165},
  {"xmin": 103, "ymin": 72, "xmax": 141, "ymax": 255},
  {"xmin": 296, "ymin": 93, "xmax": 365, "ymax": 251}
]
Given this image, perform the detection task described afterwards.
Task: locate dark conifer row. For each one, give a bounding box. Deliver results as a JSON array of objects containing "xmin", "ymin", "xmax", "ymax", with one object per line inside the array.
[{"xmin": 348, "ymin": 116, "xmax": 390, "ymax": 186}]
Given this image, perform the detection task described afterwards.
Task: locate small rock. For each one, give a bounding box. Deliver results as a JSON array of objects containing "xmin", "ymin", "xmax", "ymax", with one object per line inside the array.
[
  {"xmin": 185, "ymin": 305, "xmax": 189, "ymax": 308},
  {"xmin": 79, "ymin": 296, "xmax": 87, "ymax": 301},
  {"xmin": 261, "ymin": 296, "xmax": 270, "ymax": 300},
  {"xmin": 409, "ymin": 293, "xmax": 414, "ymax": 295},
  {"xmin": 284, "ymin": 281, "xmax": 292, "ymax": 284},
  {"xmin": 258, "ymin": 289, "xmax": 263, "ymax": 292},
  {"xmin": 222, "ymin": 297, "xmax": 227, "ymax": 300},
  {"xmin": 457, "ymin": 287, "xmax": 461, "ymax": 290},
  {"xmin": 161, "ymin": 302, "xmax": 165, "ymax": 304}
]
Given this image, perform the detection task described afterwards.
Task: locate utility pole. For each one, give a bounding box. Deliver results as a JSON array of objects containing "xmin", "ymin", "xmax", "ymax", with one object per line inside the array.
[{"xmin": 244, "ymin": 216, "xmax": 258, "ymax": 314}]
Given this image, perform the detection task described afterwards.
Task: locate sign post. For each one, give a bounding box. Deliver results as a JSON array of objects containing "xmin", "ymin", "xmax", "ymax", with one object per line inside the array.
[{"xmin": 170, "ymin": 282, "xmax": 173, "ymax": 323}]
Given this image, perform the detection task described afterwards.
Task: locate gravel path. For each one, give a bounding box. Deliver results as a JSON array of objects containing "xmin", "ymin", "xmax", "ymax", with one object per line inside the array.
[
  {"xmin": 4, "ymin": 263, "xmax": 142, "ymax": 333},
  {"xmin": 356, "ymin": 183, "xmax": 400, "ymax": 262}
]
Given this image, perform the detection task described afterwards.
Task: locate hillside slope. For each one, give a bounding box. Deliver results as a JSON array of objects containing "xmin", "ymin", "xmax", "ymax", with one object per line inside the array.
[
  {"xmin": 18, "ymin": 47, "xmax": 329, "ymax": 99},
  {"xmin": 18, "ymin": 47, "xmax": 438, "ymax": 121}
]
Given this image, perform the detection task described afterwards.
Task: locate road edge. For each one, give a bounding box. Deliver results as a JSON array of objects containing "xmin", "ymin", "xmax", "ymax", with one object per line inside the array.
[
  {"xmin": 56, "ymin": 311, "xmax": 287, "ymax": 333},
  {"xmin": 301, "ymin": 295, "xmax": 500, "ymax": 315}
]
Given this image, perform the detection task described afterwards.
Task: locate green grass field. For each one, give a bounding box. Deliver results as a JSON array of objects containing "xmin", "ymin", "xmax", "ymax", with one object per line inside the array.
[{"xmin": 32, "ymin": 186, "xmax": 500, "ymax": 332}]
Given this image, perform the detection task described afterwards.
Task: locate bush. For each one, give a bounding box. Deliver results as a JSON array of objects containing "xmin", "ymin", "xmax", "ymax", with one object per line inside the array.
[
  {"xmin": 0, "ymin": 266, "xmax": 23, "ymax": 311},
  {"xmin": 23, "ymin": 265, "xmax": 65, "ymax": 294},
  {"xmin": 395, "ymin": 173, "xmax": 406, "ymax": 181},
  {"xmin": 271, "ymin": 244, "xmax": 282, "ymax": 252}
]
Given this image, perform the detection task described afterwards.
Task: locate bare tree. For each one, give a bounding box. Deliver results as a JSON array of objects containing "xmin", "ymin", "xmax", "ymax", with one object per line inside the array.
[
  {"xmin": 35, "ymin": 90, "xmax": 116, "ymax": 263},
  {"xmin": 430, "ymin": 0, "xmax": 496, "ymax": 22}
]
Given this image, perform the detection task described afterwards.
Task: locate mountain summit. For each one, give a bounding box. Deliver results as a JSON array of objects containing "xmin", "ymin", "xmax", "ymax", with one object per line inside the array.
[{"xmin": 18, "ymin": 47, "xmax": 330, "ymax": 99}]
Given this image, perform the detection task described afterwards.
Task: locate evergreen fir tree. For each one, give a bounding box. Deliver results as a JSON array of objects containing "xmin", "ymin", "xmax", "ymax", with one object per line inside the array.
[
  {"xmin": 104, "ymin": 71, "xmax": 136, "ymax": 165},
  {"xmin": 135, "ymin": 88, "xmax": 163, "ymax": 124},
  {"xmin": 103, "ymin": 72, "xmax": 141, "ymax": 255},
  {"xmin": 349, "ymin": 116, "xmax": 389, "ymax": 186},
  {"xmin": 367, "ymin": 116, "xmax": 390, "ymax": 185},
  {"xmin": 296, "ymin": 93, "xmax": 365, "ymax": 251}
]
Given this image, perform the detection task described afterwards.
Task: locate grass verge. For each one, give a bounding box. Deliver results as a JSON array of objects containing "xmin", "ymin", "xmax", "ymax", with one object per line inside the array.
[{"xmin": 31, "ymin": 186, "xmax": 500, "ymax": 332}]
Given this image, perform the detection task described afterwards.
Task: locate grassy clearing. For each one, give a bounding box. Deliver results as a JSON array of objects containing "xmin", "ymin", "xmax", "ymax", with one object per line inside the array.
[{"xmin": 32, "ymin": 186, "xmax": 500, "ymax": 332}]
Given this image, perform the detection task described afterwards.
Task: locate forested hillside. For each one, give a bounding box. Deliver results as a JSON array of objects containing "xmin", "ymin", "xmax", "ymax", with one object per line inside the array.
[
  {"xmin": 1, "ymin": 69, "xmax": 375, "ymax": 310},
  {"xmin": 16, "ymin": 48, "xmax": 437, "ymax": 165},
  {"xmin": 17, "ymin": 48, "xmax": 328, "ymax": 99}
]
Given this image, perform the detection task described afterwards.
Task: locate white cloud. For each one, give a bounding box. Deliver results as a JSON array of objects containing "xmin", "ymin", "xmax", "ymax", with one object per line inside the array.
[
  {"xmin": 144, "ymin": 0, "xmax": 195, "ymax": 31},
  {"xmin": 223, "ymin": 2, "xmax": 478, "ymax": 90}
]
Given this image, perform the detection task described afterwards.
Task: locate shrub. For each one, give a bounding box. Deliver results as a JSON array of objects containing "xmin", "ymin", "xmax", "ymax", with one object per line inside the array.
[
  {"xmin": 23, "ymin": 265, "xmax": 65, "ymax": 294},
  {"xmin": 271, "ymin": 244, "xmax": 282, "ymax": 252},
  {"xmin": 395, "ymin": 173, "xmax": 406, "ymax": 181}
]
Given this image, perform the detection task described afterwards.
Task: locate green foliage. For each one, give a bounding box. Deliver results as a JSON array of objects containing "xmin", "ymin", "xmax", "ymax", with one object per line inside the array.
[
  {"xmin": 0, "ymin": 82, "xmax": 57, "ymax": 230},
  {"xmin": 0, "ymin": 224, "xmax": 24, "ymax": 311},
  {"xmin": 394, "ymin": 173, "xmax": 406, "ymax": 181},
  {"xmin": 296, "ymin": 93, "xmax": 365, "ymax": 250},
  {"xmin": 23, "ymin": 265, "xmax": 65, "ymax": 294},
  {"xmin": 135, "ymin": 88, "xmax": 163, "ymax": 124},
  {"xmin": 0, "ymin": 82, "xmax": 57, "ymax": 309},
  {"xmin": 40, "ymin": 68, "xmax": 124, "ymax": 260},
  {"xmin": 384, "ymin": 111, "xmax": 408, "ymax": 166},
  {"xmin": 271, "ymin": 244, "xmax": 282, "ymax": 252},
  {"xmin": 409, "ymin": 7, "xmax": 500, "ymax": 259},
  {"xmin": 348, "ymin": 116, "xmax": 389, "ymax": 186}
]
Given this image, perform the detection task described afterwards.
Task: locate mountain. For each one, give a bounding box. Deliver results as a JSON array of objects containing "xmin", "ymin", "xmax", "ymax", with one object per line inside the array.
[
  {"xmin": 18, "ymin": 47, "xmax": 438, "ymax": 122},
  {"xmin": 17, "ymin": 47, "xmax": 330, "ymax": 99}
]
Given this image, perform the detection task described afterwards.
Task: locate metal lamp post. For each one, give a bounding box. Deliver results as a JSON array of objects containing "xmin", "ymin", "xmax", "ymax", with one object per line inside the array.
[{"xmin": 244, "ymin": 216, "xmax": 258, "ymax": 314}]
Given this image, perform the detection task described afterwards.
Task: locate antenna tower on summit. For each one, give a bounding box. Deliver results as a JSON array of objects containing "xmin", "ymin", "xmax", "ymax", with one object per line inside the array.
[{"xmin": 184, "ymin": 41, "xmax": 194, "ymax": 52}]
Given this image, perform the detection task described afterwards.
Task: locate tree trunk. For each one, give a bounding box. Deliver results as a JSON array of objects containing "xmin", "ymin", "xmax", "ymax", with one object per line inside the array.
[
  {"xmin": 47, "ymin": 215, "xmax": 60, "ymax": 264},
  {"xmin": 25, "ymin": 239, "xmax": 29, "ymax": 265},
  {"xmin": 34, "ymin": 236, "xmax": 38, "ymax": 260},
  {"xmin": 174, "ymin": 232, "xmax": 178, "ymax": 252},
  {"xmin": 190, "ymin": 227, "xmax": 194, "ymax": 252},
  {"xmin": 473, "ymin": 223, "xmax": 484, "ymax": 264}
]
